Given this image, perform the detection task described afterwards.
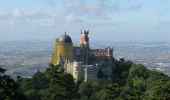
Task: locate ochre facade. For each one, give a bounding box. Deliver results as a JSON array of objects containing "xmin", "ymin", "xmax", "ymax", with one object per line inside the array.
[
  {"xmin": 56, "ymin": 43, "xmax": 73, "ymax": 62},
  {"xmin": 51, "ymin": 33, "xmax": 73, "ymax": 64}
]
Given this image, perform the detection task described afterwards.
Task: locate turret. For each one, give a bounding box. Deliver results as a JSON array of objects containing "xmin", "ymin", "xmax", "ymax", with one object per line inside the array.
[
  {"xmin": 51, "ymin": 32, "xmax": 73, "ymax": 65},
  {"xmin": 80, "ymin": 30, "xmax": 89, "ymax": 48},
  {"xmin": 79, "ymin": 30, "xmax": 90, "ymax": 64}
]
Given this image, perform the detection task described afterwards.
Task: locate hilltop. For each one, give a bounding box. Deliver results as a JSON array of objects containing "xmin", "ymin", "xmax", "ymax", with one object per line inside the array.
[{"xmin": 0, "ymin": 58, "xmax": 170, "ymax": 100}]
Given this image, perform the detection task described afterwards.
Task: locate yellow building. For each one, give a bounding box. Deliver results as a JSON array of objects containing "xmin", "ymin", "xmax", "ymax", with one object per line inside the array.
[{"xmin": 51, "ymin": 32, "xmax": 73, "ymax": 64}]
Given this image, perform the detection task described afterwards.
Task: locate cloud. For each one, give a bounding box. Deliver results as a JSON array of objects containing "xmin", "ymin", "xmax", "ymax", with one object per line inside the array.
[
  {"xmin": 12, "ymin": 8, "xmax": 24, "ymax": 17},
  {"xmin": 0, "ymin": 0, "xmax": 143, "ymax": 33},
  {"xmin": 65, "ymin": 15, "xmax": 75, "ymax": 22},
  {"xmin": 0, "ymin": 0, "xmax": 137, "ymax": 28},
  {"xmin": 47, "ymin": 0, "xmax": 56, "ymax": 7},
  {"xmin": 0, "ymin": 9, "xmax": 4, "ymax": 16},
  {"xmin": 159, "ymin": 21, "xmax": 170, "ymax": 26},
  {"xmin": 83, "ymin": 4, "xmax": 104, "ymax": 15},
  {"xmin": 61, "ymin": 0, "xmax": 142, "ymax": 20},
  {"xmin": 62, "ymin": 1, "xmax": 105, "ymax": 16},
  {"xmin": 62, "ymin": 0, "xmax": 115, "ymax": 16},
  {"xmin": 0, "ymin": 8, "xmax": 84, "ymax": 28},
  {"xmin": 0, "ymin": 0, "xmax": 143, "ymax": 29},
  {"xmin": 121, "ymin": 4, "xmax": 142, "ymax": 11},
  {"xmin": 157, "ymin": 12, "xmax": 166, "ymax": 16}
]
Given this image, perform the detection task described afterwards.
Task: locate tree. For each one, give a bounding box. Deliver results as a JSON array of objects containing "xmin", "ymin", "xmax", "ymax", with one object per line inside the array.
[
  {"xmin": 45, "ymin": 64, "xmax": 77, "ymax": 100},
  {"xmin": 97, "ymin": 83, "xmax": 120, "ymax": 100},
  {"xmin": 120, "ymin": 87, "xmax": 143, "ymax": 100},
  {"xmin": 127, "ymin": 64, "xmax": 148, "ymax": 92},
  {"xmin": 144, "ymin": 70, "xmax": 170, "ymax": 99},
  {"xmin": 0, "ymin": 67, "xmax": 7, "ymax": 74},
  {"xmin": 132, "ymin": 77, "xmax": 147, "ymax": 92},
  {"xmin": 31, "ymin": 71, "xmax": 49, "ymax": 90},
  {"xmin": 129, "ymin": 64, "xmax": 148, "ymax": 79},
  {"xmin": 98, "ymin": 70, "xmax": 104, "ymax": 78},
  {"xmin": 0, "ymin": 66, "xmax": 27, "ymax": 100},
  {"xmin": 114, "ymin": 59, "xmax": 133, "ymax": 78},
  {"xmin": 78, "ymin": 82, "xmax": 94, "ymax": 98}
]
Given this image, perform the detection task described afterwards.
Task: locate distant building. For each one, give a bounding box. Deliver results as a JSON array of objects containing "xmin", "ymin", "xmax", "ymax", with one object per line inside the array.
[{"xmin": 51, "ymin": 30, "xmax": 114, "ymax": 82}]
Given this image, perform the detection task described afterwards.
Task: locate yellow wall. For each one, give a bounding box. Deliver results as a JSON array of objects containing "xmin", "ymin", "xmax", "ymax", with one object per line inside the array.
[
  {"xmin": 51, "ymin": 52, "xmax": 57, "ymax": 64},
  {"xmin": 51, "ymin": 39, "xmax": 58, "ymax": 64},
  {"xmin": 56, "ymin": 42, "xmax": 73, "ymax": 62},
  {"xmin": 51, "ymin": 40, "xmax": 73, "ymax": 64}
]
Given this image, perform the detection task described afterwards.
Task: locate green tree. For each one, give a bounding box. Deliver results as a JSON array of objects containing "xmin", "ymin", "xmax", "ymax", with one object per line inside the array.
[
  {"xmin": 120, "ymin": 87, "xmax": 143, "ymax": 100},
  {"xmin": 97, "ymin": 83, "xmax": 120, "ymax": 100},
  {"xmin": 0, "ymin": 67, "xmax": 27, "ymax": 100},
  {"xmin": 78, "ymin": 80, "xmax": 102, "ymax": 99},
  {"xmin": 144, "ymin": 70, "xmax": 170, "ymax": 99},
  {"xmin": 132, "ymin": 77, "xmax": 147, "ymax": 92},
  {"xmin": 31, "ymin": 71, "xmax": 49, "ymax": 90},
  {"xmin": 114, "ymin": 59, "xmax": 133, "ymax": 78},
  {"xmin": 78, "ymin": 82, "xmax": 94, "ymax": 98},
  {"xmin": 45, "ymin": 64, "xmax": 77, "ymax": 100},
  {"xmin": 129, "ymin": 64, "xmax": 148, "ymax": 79}
]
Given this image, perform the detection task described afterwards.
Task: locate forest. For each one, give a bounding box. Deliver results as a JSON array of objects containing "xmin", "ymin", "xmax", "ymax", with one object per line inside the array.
[{"xmin": 0, "ymin": 58, "xmax": 170, "ymax": 100}]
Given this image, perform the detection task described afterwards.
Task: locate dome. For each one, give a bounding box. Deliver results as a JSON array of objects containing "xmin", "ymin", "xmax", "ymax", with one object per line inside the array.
[{"xmin": 59, "ymin": 33, "xmax": 72, "ymax": 44}]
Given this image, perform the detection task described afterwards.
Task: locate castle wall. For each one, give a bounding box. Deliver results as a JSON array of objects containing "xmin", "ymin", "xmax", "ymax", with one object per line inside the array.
[
  {"xmin": 51, "ymin": 52, "xmax": 57, "ymax": 64},
  {"xmin": 84, "ymin": 65, "xmax": 97, "ymax": 82},
  {"xmin": 56, "ymin": 42, "xmax": 73, "ymax": 62},
  {"xmin": 90, "ymin": 48, "xmax": 113, "ymax": 57},
  {"xmin": 64, "ymin": 62, "xmax": 73, "ymax": 75},
  {"xmin": 72, "ymin": 62, "xmax": 83, "ymax": 82},
  {"xmin": 73, "ymin": 46, "xmax": 81, "ymax": 62},
  {"xmin": 64, "ymin": 62, "xmax": 83, "ymax": 82}
]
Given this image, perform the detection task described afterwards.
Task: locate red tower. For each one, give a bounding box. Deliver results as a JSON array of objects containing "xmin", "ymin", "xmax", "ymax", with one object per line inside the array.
[
  {"xmin": 80, "ymin": 30, "xmax": 90, "ymax": 64},
  {"xmin": 80, "ymin": 30, "xmax": 89, "ymax": 47}
]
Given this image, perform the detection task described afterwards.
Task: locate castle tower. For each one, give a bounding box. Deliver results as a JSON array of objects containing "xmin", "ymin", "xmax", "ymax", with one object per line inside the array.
[
  {"xmin": 51, "ymin": 32, "xmax": 73, "ymax": 65},
  {"xmin": 72, "ymin": 62, "xmax": 83, "ymax": 82},
  {"xmin": 80, "ymin": 30, "xmax": 90, "ymax": 64},
  {"xmin": 80, "ymin": 30, "xmax": 89, "ymax": 47}
]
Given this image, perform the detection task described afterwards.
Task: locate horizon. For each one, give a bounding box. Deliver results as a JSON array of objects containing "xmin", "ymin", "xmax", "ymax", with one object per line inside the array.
[
  {"xmin": 0, "ymin": 0, "xmax": 170, "ymax": 42},
  {"xmin": 0, "ymin": 38, "xmax": 170, "ymax": 44}
]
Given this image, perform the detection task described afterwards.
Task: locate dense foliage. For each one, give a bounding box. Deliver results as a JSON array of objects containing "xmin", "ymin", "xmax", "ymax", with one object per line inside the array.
[
  {"xmin": 0, "ymin": 58, "xmax": 170, "ymax": 100},
  {"xmin": 0, "ymin": 67, "xmax": 26, "ymax": 100}
]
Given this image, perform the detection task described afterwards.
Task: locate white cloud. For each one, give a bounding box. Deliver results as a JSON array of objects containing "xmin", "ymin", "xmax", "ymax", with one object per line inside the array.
[
  {"xmin": 84, "ymin": 4, "xmax": 104, "ymax": 15},
  {"xmin": 61, "ymin": 0, "xmax": 142, "ymax": 23},
  {"xmin": 0, "ymin": 9, "xmax": 4, "ymax": 16},
  {"xmin": 0, "ymin": 8, "xmax": 82, "ymax": 28},
  {"xmin": 121, "ymin": 4, "xmax": 142, "ymax": 11},
  {"xmin": 47, "ymin": 0, "xmax": 56, "ymax": 7},
  {"xmin": 62, "ymin": 0, "xmax": 106, "ymax": 16},
  {"xmin": 65, "ymin": 15, "xmax": 75, "ymax": 22},
  {"xmin": 12, "ymin": 8, "xmax": 24, "ymax": 17},
  {"xmin": 0, "ymin": 0, "xmax": 143, "ymax": 28},
  {"xmin": 159, "ymin": 21, "xmax": 170, "ymax": 26}
]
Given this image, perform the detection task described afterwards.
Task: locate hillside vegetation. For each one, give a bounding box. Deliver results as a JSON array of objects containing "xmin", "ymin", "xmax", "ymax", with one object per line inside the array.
[{"xmin": 0, "ymin": 58, "xmax": 170, "ymax": 100}]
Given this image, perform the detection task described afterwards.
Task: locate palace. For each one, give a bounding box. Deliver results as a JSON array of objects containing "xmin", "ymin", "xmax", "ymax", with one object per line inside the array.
[{"xmin": 51, "ymin": 30, "xmax": 114, "ymax": 82}]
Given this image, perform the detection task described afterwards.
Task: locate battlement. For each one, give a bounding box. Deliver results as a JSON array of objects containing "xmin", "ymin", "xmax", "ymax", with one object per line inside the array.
[{"xmin": 81, "ymin": 30, "xmax": 89, "ymax": 35}]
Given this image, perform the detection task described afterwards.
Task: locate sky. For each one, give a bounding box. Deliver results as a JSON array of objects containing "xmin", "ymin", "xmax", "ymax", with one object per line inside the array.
[{"xmin": 0, "ymin": 0, "xmax": 169, "ymax": 42}]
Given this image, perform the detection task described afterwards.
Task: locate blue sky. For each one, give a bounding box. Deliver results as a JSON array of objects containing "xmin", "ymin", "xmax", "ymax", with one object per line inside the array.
[{"xmin": 0, "ymin": 0, "xmax": 169, "ymax": 42}]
